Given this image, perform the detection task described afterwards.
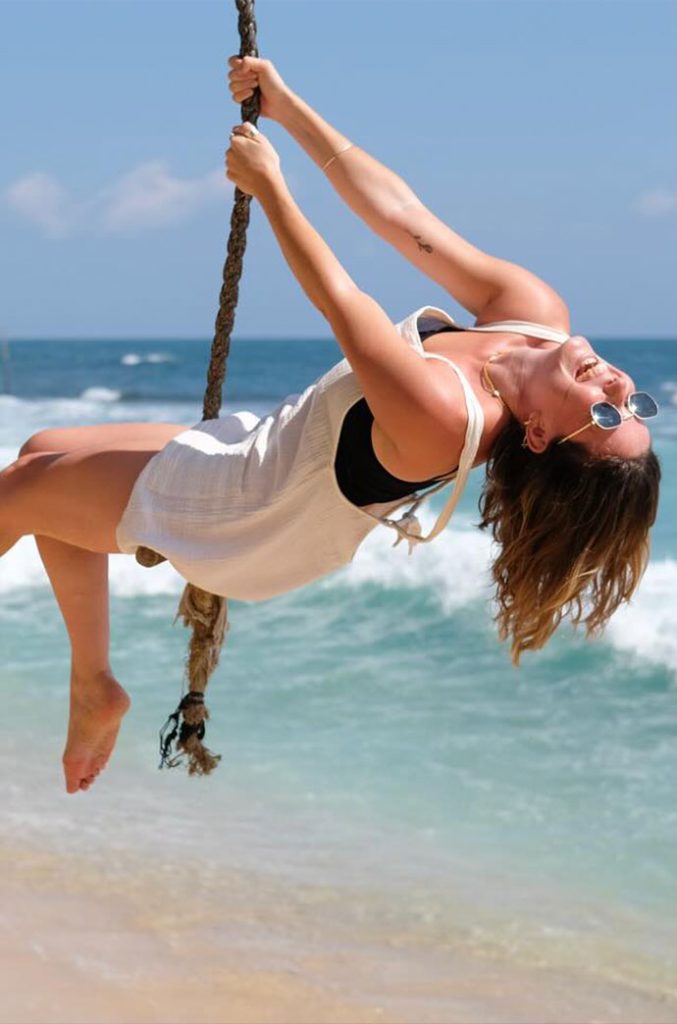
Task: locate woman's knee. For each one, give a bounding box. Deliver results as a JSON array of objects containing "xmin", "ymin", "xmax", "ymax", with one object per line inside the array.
[
  {"xmin": 19, "ymin": 432, "xmax": 42, "ymax": 457},
  {"xmin": 19, "ymin": 430, "xmax": 59, "ymax": 457},
  {"xmin": 2, "ymin": 448, "xmax": 143, "ymax": 553},
  {"xmin": 3, "ymin": 450, "xmax": 61, "ymax": 491},
  {"xmin": 0, "ymin": 452, "xmax": 59, "ymax": 536}
]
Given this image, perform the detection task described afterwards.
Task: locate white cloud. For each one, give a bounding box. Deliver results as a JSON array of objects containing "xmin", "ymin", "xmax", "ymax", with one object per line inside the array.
[
  {"xmin": 634, "ymin": 187, "xmax": 677, "ymax": 217},
  {"xmin": 99, "ymin": 161, "xmax": 226, "ymax": 233},
  {"xmin": 3, "ymin": 162, "xmax": 228, "ymax": 237},
  {"xmin": 5, "ymin": 172, "xmax": 73, "ymax": 237}
]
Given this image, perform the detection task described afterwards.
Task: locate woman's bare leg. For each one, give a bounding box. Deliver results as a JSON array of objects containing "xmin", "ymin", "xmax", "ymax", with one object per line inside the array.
[
  {"xmin": 19, "ymin": 421, "xmax": 189, "ymax": 459},
  {"xmin": 3, "ymin": 422, "xmax": 187, "ymax": 792},
  {"xmin": 36, "ymin": 538, "xmax": 130, "ymax": 793}
]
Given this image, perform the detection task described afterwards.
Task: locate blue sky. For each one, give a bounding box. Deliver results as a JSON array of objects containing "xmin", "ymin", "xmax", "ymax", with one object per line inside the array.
[{"xmin": 1, "ymin": 1, "xmax": 675, "ymax": 340}]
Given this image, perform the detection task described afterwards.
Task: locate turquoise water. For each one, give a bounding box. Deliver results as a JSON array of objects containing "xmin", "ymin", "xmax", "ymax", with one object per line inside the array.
[{"xmin": 1, "ymin": 334, "xmax": 676, "ymax": 1010}]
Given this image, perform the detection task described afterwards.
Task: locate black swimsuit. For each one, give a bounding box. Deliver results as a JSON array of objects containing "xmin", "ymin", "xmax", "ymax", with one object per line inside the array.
[{"xmin": 334, "ymin": 324, "xmax": 460, "ymax": 507}]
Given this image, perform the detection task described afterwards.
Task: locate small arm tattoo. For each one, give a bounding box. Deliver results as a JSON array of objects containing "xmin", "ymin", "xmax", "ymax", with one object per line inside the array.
[{"xmin": 411, "ymin": 232, "xmax": 433, "ymax": 254}]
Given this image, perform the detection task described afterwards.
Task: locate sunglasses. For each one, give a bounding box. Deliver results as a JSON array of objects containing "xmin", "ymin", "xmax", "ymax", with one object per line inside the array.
[{"xmin": 558, "ymin": 391, "xmax": 659, "ymax": 445}]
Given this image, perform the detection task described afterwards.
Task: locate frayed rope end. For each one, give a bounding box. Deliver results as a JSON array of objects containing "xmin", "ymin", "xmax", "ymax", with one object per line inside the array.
[{"xmin": 159, "ymin": 691, "xmax": 222, "ymax": 775}]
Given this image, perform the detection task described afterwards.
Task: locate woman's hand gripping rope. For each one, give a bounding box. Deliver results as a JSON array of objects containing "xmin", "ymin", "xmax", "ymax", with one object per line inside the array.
[
  {"xmin": 227, "ymin": 55, "xmax": 292, "ymax": 122},
  {"xmin": 225, "ymin": 122, "xmax": 283, "ymax": 198}
]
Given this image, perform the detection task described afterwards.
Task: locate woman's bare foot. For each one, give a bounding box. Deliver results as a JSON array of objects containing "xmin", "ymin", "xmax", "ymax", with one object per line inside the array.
[{"xmin": 62, "ymin": 669, "xmax": 131, "ymax": 794}]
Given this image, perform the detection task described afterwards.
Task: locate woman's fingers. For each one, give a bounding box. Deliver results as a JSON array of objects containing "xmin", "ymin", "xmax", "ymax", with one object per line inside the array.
[
  {"xmin": 228, "ymin": 65, "xmax": 257, "ymax": 81},
  {"xmin": 228, "ymin": 54, "xmax": 260, "ymax": 70},
  {"xmin": 228, "ymin": 67, "xmax": 259, "ymax": 104},
  {"xmin": 226, "ymin": 55, "xmax": 289, "ymax": 123},
  {"xmin": 230, "ymin": 122, "xmax": 259, "ymax": 139},
  {"xmin": 229, "ymin": 73, "xmax": 258, "ymax": 88},
  {"xmin": 227, "ymin": 57, "xmax": 259, "ymax": 86},
  {"xmin": 229, "ymin": 72, "xmax": 258, "ymax": 88},
  {"xmin": 232, "ymin": 87, "xmax": 255, "ymax": 103}
]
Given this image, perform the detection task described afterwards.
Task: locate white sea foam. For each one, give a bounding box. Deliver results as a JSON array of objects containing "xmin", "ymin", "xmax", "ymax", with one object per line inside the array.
[
  {"xmin": 0, "ymin": 394, "xmax": 119, "ymax": 441},
  {"xmin": 0, "ymin": 394, "xmax": 201, "ymax": 454},
  {"xmin": 0, "ymin": 538, "xmax": 47, "ymax": 593},
  {"xmin": 121, "ymin": 352, "xmax": 175, "ymax": 366},
  {"xmin": 0, "ymin": 537, "xmax": 183, "ymax": 597},
  {"xmin": 323, "ymin": 509, "xmax": 495, "ymax": 614},
  {"xmin": 79, "ymin": 386, "xmax": 122, "ymax": 402},
  {"xmin": 0, "ymin": 394, "xmax": 93, "ymax": 419},
  {"xmin": 661, "ymin": 381, "xmax": 677, "ymax": 407},
  {"xmin": 332, "ymin": 510, "xmax": 677, "ymax": 674},
  {"xmin": 605, "ymin": 559, "xmax": 677, "ymax": 675},
  {"xmin": 109, "ymin": 553, "xmax": 184, "ymax": 596}
]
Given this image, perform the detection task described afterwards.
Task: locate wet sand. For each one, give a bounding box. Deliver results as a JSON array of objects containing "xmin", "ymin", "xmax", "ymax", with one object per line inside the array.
[{"xmin": 2, "ymin": 848, "xmax": 676, "ymax": 1024}]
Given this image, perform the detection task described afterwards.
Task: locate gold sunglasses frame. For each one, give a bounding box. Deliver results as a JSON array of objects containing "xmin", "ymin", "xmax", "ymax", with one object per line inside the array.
[{"xmin": 557, "ymin": 393, "xmax": 659, "ymax": 446}]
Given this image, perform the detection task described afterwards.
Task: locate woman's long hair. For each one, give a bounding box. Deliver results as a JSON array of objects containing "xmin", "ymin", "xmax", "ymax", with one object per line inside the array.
[{"xmin": 478, "ymin": 419, "xmax": 661, "ymax": 664}]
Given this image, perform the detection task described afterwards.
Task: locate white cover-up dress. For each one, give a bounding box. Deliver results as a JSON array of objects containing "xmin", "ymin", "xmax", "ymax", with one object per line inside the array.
[{"xmin": 116, "ymin": 307, "xmax": 569, "ymax": 601}]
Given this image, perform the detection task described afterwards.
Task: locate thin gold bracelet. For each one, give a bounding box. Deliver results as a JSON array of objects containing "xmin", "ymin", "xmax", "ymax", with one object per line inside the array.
[{"xmin": 321, "ymin": 142, "xmax": 354, "ymax": 172}]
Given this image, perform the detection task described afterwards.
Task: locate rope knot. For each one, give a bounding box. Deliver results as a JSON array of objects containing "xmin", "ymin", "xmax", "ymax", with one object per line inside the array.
[
  {"xmin": 179, "ymin": 690, "xmax": 207, "ymax": 726},
  {"xmin": 159, "ymin": 688, "xmax": 221, "ymax": 776}
]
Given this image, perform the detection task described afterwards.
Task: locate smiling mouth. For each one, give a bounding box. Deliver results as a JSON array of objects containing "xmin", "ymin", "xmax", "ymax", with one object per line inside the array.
[{"xmin": 575, "ymin": 357, "xmax": 609, "ymax": 383}]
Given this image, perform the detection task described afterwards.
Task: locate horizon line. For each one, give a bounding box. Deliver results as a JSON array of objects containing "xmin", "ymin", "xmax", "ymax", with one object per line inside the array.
[{"xmin": 7, "ymin": 334, "xmax": 677, "ymax": 344}]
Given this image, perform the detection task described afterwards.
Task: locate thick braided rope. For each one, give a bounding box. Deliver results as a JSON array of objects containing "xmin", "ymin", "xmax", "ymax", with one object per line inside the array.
[
  {"xmin": 144, "ymin": 0, "xmax": 261, "ymax": 775},
  {"xmin": 204, "ymin": 0, "xmax": 260, "ymax": 420}
]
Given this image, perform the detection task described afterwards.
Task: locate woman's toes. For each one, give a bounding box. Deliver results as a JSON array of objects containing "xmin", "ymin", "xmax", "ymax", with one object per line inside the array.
[
  {"xmin": 64, "ymin": 759, "xmax": 99, "ymax": 793},
  {"xmin": 64, "ymin": 760, "xmax": 86, "ymax": 794}
]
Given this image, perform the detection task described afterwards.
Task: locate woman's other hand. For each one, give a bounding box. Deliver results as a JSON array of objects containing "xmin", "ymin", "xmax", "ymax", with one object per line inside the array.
[
  {"xmin": 227, "ymin": 56, "xmax": 291, "ymax": 122},
  {"xmin": 225, "ymin": 123, "xmax": 283, "ymax": 198}
]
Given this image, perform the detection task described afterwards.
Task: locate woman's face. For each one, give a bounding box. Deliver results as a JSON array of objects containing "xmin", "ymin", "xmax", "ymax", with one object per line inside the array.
[{"xmin": 521, "ymin": 336, "xmax": 652, "ymax": 458}]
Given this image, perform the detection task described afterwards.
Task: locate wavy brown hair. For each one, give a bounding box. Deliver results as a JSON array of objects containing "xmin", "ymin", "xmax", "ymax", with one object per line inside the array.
[{"xmin": 478, "ymin": 419, "xmax": 661, "ymax": 664}]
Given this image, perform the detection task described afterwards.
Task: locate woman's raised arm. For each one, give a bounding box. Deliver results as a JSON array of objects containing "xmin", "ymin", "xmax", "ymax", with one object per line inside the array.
[
  {"xmin": 226, "ymin": 124, "xmax": 468, "ymax": 474},
  {"xmin": 228, "ymin": 56, "xmax": 569, "ymax": 327}
]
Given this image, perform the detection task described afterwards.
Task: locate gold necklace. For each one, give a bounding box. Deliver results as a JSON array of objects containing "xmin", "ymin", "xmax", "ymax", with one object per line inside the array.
[
  {"xmin": 481, "ymin": 352, "xmax": 507, "ymax": 406},
  {"xmin": 482, "ymin": 351, "xmax": 531, "ymax": 442}
]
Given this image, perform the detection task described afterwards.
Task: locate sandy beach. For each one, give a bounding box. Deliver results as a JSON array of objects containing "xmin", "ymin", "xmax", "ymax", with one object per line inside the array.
[{"xmin": 2, "ymin": 840, "xmax": 676, "ymax": 1024}]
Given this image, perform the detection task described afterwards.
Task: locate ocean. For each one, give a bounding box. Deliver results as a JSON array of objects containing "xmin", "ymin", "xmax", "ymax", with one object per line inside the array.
[{"xmin": 1, "ymin": 333, "xmax": 676, "ymax": 1023}]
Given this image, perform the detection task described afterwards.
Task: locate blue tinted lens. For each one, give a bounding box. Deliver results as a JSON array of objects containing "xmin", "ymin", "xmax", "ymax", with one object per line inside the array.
[
  {"xmin": 627, "ymin": 392, "xmax": 658, "ymax": 419},
  {"xmin": 591, "ymin": 402, "xmax": 622, "ymax": 429}
]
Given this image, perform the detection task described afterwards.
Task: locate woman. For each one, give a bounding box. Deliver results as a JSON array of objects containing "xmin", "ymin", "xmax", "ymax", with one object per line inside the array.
[{"xmin": 1, "ymin": 58, "xmax": 660, "ymax": 794}]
